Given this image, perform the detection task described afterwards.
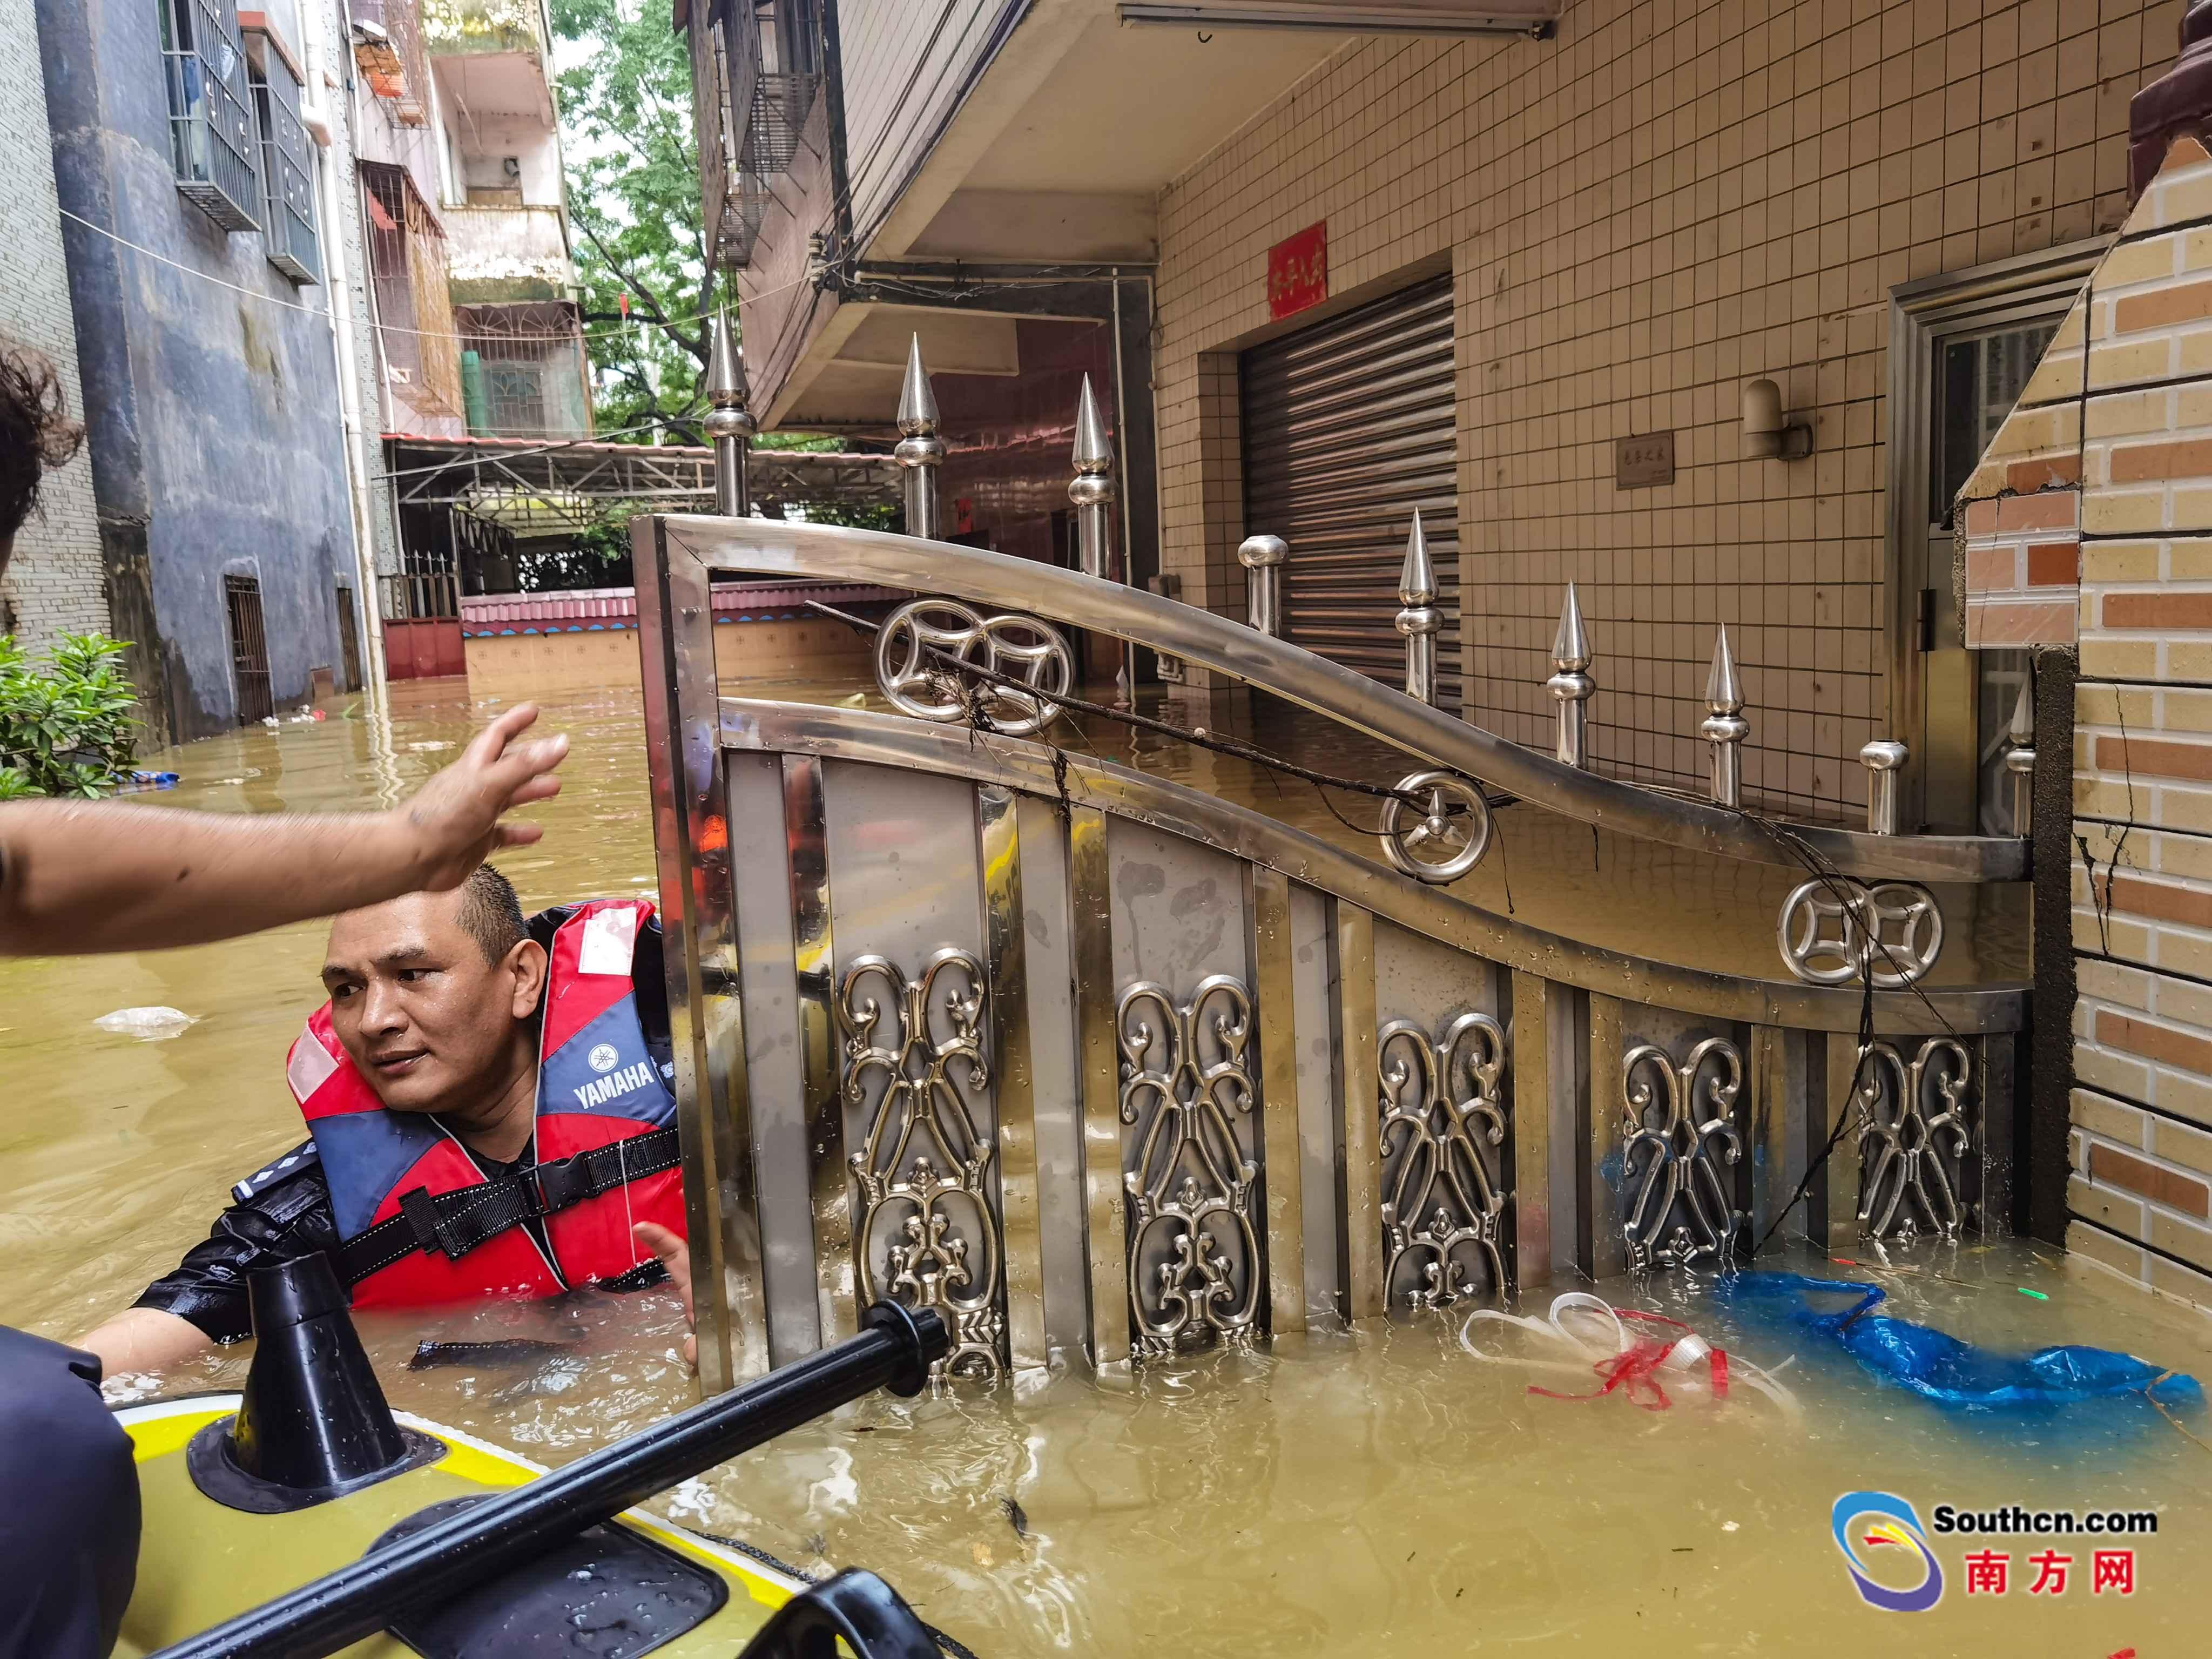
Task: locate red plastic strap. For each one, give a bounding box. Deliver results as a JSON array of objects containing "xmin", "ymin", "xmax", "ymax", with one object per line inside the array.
[
  {"xmin": 1529, "ymin": 1338, "xmax": 1677, "ymax": 1412},
  {"xmin": 1709, "ymin": 1346, "xmax": 1730, "ymax": 1399}
]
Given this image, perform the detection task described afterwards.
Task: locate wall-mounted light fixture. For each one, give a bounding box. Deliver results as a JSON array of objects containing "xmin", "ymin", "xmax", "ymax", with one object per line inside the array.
[{"xmin": 1741, "ymin": 379, "xmax": 1812, "ymax": 460}]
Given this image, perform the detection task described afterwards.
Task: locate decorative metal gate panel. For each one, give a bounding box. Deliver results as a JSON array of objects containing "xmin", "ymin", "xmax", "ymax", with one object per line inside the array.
[
  {"xmin": 632, "ymin": 514, "xmax": 2031, "ymax": 1394},
  {"xmin": 1241, "ymin": 275, "xmax": 1461, "ymax": 711}
]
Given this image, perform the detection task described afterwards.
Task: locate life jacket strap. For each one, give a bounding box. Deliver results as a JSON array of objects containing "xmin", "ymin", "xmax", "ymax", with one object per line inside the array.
[{"xmin": 333, "ymin": 1125, "xmax": 683, "ymax": 1287}]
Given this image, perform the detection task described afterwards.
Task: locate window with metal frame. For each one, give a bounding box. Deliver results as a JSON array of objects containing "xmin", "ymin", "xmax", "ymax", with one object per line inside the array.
[
  {"xmin": 249, "ymin": 56, "xmax": 322, "ymax": 285},
  {"xmin": 161, "ymin": 0, "xmax": 262, "ymax": 232},
  {"xmin": 224, "ymin": 575, "xmax": 275, "ymax": 725}
]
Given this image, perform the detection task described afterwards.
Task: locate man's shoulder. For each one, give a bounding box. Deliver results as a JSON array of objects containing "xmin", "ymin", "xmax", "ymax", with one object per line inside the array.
[{"xmin": 229, "ymin": 1139, "xmax": 325, "ymax": 1205}]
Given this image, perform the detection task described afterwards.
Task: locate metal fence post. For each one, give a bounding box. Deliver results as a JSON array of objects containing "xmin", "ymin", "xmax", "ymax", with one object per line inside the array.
[
  {"xmin": 2006, "ymin": 679, "xmax": 2036, "ymax": 838},
  {"xmin": 1238, "ymin": 534, "xmax": 1286, "ymax": 637},
  {"xmin": 1395, "ymin": 511, "xmax": 1440, "ymax": 707},
  {"xmin": 1861, "ymin": 739, "xmax": 1907, "ymax": 835},
  {"xmin": 705, "ymin": 307, "xmax": 754, "ymax": 518},
  {"xmin": 1071, "ymin": 374, "xmax": 1116, "ymax": 580},
  {"xmin": 1547, "ymin": 584, "xmax": 1594, "ymax": 766},
  {"xmin": 895, "ymin": 335, "xmax": 943, "ymax": 541},
  {"xmin": 1700, "ymin": 626, "xmax": 1748, "ymax": 807}
]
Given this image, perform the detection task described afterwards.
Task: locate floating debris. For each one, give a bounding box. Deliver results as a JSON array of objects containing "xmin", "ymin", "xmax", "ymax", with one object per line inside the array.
[
  {"xmin": 1000, "ymin": 1496, "xmax": 1028, "ymax": 1540},
  {"xmin": 92, "ymin": 1007, "xmax": 197, "ymax": 1042},
  {"xmin": 408, "ymin": 1338, "xmax": 582, "ymax": 1371}
]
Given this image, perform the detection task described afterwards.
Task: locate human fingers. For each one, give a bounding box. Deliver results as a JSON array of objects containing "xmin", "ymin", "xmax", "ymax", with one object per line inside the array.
[
  {"xmin": 479, "ymin": 733, "xmax": 569, "ymax": 802},
  {"xmin": 462, "ymin": 701, "xmax": 539, "ymax": 766},
  {"xmin": 491, "ymin": 821, "xmax": 546, "ymax": 849},
  {"xmin": 634, "ymin": 1222, "xmax": 691, "ymax": 1309},
  {"xmin": 498, "ymin": 772, "xmax": 564, "ymax": 810}
]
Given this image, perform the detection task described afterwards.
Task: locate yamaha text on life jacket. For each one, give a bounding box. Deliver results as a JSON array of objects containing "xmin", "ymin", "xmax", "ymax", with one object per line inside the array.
[{"xmin": 284, "ymin": 899, "xmax": 686, "ymax": 1306}]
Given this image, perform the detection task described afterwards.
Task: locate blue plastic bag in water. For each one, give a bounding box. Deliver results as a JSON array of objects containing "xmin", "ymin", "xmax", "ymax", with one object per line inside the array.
[{"xmin": 1715, "ymin": 1271, "xmax": 2202, "ymax": 1411}]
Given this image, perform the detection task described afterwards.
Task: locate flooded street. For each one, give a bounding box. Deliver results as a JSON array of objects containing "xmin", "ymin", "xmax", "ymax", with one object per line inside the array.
[{"xmin": 0, "ymin": 678, "xmax": 2151, "ymax": 1656}]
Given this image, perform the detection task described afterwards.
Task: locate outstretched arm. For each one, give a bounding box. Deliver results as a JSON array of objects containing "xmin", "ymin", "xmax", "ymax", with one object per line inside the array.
[
  {"xmin": 78, "ymin": 1308, "xmax": 213, "ymax": 1378},
  {"xmin": 0, "ymin": 703, "xmax": 567, "ymax": 956}
]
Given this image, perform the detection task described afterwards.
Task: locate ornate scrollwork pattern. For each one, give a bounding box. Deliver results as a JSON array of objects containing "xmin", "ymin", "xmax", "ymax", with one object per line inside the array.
[
  {"xmin": 1777, "ymin": 876, "xmax": 1944, "ymax": 988},
  {"xmin": 1117, "ymin": 976, "xmax": 1260, "ymax": 1357},
  {"xmin": 1378, "ymin": 771, "xmax": 1493, "ymax": 884},
  {"xmin": 874, "ymin": 599, "xmax": 1071, "ymax": 738},
  {"xmin": 1378, "ymin": 1012, "xmax": 1511, "ymax": 1309},
  {"xmin": 1853, "ymin": 1038, "xmax": 1974, "ymax": 1241},
  {"xmin": 1621, "ymin": 1036, "xmax": 1744, "ymax": 1273},
  {"xmin": 839, "ymin": 948, "xmax": 1004, "ymax": 1380}
]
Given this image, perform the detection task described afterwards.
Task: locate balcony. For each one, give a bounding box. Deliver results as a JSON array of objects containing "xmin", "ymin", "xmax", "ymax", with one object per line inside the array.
[
  {"xmin": 443, "ymin": 203, "xmax": 571, "ymax": 304},
  {"xmin": 161, "ymin": 0, "xmax": 261, "ymax": 232},
  {"xmin": 421, "ymin": 0, "xmax": 547, "ymax": 58}
]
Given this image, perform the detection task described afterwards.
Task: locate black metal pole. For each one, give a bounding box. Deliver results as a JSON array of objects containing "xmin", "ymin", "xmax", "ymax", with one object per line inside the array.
[{"xmin": 153, "ymin": 1303, "xmax": 945, "ymax": 1659}]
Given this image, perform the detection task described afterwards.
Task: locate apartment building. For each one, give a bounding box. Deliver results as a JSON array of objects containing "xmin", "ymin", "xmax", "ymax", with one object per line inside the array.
[
  {"xmin": 686, "ymin": 0, "xmax": 2179, "ymax": 830},
  {"xmin": 27, "ymin": 0, "xmax": 372, "ymax": 739},
  {"xmin": 347, "ymin": 0, "xmax": 595, "ymax": 676}
]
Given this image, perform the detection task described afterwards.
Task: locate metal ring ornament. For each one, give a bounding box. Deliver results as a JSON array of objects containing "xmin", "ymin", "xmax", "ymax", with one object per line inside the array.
[
  {"xmin": 1379, "ymin": 771, "xmax": 1493, "ymax": 885},
  {"xmin": 874, "ymin": 598, "xmax": 1071, "ymax": 739},
  {"xmin": 1776, "ymin": 876, "xmax": 1944, "ymax": 988}
]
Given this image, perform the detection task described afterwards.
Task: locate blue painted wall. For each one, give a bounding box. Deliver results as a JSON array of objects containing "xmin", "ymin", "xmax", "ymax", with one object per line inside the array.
[{"xmin": 38, "ymin": 0, "xmax": 360, "ymax": 744}]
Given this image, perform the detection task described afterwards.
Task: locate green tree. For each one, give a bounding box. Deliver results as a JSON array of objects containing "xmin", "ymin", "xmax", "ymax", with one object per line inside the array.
[{"xmin": 551, "ymin": 0, "xmax": 714, "ymax": 442}]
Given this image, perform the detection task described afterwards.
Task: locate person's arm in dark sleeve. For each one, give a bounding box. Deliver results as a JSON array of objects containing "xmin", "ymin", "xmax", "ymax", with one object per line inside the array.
[{"xmin": 77, "ymin": 1149, "xmax": 339, "ymax": 1374}]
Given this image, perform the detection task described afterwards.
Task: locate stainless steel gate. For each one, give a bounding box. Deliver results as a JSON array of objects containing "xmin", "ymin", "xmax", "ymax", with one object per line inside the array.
[{"xmin": 1242, "ymin": 274, "xmax": 1461, "ymax": 711}]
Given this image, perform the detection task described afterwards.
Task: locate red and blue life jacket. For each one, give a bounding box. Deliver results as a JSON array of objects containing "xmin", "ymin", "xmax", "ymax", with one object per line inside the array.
[{"xmin": 283, "ymin": 899, "xmax": 687, "ymax": 1308}]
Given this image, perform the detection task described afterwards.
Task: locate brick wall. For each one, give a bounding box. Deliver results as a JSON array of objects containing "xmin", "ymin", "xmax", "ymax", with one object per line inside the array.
[
  {"xmin": 1153, "ymin": 0, "xmax": 2179, "ymax": 818},
  {"xmin": 1954, "ymin": 134, "xmax": 2212, "ymax": 1312},
  {"xmin": 0, "ymin": 0, "xmax": 108, "ymax": 651}
]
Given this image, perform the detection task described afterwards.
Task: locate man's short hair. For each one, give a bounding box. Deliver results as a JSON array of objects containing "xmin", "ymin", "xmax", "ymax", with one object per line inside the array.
[
  {"xmin": 0, "ymin": 341, "xmax": 86, "ymax": 554},
  {"xmin": 455, "ymin": 864, "xmax": 527, "ymax": 965}
]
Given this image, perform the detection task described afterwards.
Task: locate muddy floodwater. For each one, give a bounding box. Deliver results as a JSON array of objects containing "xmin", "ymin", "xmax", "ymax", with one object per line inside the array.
[{"xmin": 0, "ymin": 679, "xmax": 2181, "ymax": 1656}]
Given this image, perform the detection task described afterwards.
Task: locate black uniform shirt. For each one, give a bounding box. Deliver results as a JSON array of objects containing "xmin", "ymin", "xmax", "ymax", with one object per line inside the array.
[{"xmin": 131, "ymin": 905, "xmax": 675, "ymax": 1345}]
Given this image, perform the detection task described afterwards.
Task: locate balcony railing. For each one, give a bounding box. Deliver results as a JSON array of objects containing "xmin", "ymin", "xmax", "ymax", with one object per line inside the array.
[
  {"xmin": 252, "ymin": 65, "xmax": 321, "ymax": 284},
  {"xmin": 421, "ymin": 0, "xmax": 547, "ymax": 56},
  {"xmin": 161, "ymin": 0, "xmax": 261, "ymax": 232},
  {"xmin": 694, "ymin": 1, "xmax": 819, "ymax": 269},
  {"xmin": 443, "ymin": 203, "xmax": 571, "ymax": 301}
]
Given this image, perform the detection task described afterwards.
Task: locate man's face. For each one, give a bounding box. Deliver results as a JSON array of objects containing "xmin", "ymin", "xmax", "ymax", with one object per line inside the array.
[{"xmin": 320, "ymin": 891, "xmax": 542, "ymax": 1115}]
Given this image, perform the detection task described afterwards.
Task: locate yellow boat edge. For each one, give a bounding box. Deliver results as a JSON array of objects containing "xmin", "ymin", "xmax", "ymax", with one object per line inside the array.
[{"xmin": 114, "ymin": 1395, "xmax": 806, "ymax": 1658}]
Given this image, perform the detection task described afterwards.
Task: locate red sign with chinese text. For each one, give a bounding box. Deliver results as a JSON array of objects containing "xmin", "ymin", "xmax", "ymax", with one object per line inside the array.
[{"xmin": 1267, "ymin": 222, "xmax": 1327, "ymax": 321}]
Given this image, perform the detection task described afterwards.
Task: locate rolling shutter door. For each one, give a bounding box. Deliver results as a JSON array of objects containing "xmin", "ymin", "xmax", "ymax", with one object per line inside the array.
[{"xmin": 1240, "ymin": 275, "xmax": 1460, "ymax": 711}]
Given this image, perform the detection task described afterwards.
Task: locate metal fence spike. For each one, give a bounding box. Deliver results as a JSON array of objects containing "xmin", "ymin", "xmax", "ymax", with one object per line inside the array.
[
  {"xmin": 1554, "ymin": 582, "xmax": 1592, "ymax": 672},
  {"xmin": 1073, "ymin": 373, "xmax": 1114, "ymax": 473},
  {"xmin": 706, "ymin": 306, "xmax": 747, "ymax": 405},
  {"xmin": 1699, "ymin": 626, "xmax": 1749, "ymax": 807},
  {"xmin": 1397, "ymin": 509, "xmax": 1438, "ymax": 606},
  {"xmin": 893, "ymin": 334, "xmax": 945, "ymax": 537},
  {"xmin": 897, "ymin": 334, "xmax": 939, "ymax": 435}
]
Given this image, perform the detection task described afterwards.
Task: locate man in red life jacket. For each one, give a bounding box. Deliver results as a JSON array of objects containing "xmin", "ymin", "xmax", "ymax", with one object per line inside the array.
[{"xmin": 77, "ymin": 865, "xmax": 694, "ymax": 1374}]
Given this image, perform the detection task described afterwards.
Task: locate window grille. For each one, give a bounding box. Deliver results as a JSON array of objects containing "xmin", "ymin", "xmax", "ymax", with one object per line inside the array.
[
  {"xmin": 362, "ymin": 162, "xmax": 464, "ymax": 417},
  {"xmin": 694, "ymin": 0, "xmax": 821, "ymax": 270},
  {"xmin": 161, "ymin": 0, "xmax": 262, "ymax": 231},
  {"xmin": 250, "ymin": 59, "xmax": 322, "ymax": 284}
]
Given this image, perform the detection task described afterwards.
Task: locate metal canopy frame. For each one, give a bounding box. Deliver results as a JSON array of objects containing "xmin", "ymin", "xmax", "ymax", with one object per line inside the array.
[{"xmin": 381, "ymin": 434, "xmax": 897, "ymax": 515}]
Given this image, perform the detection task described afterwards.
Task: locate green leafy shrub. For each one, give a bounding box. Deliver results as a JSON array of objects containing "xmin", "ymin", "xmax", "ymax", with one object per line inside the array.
[{"xmin": 0, "ymin": 632, "xmax": 139, "ymax": 797}]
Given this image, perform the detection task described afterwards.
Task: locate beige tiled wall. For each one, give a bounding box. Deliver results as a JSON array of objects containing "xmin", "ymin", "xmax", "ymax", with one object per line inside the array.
[{"xmin": 1152, "ymin": 0, "xmax": 2179, "ymax": 817}]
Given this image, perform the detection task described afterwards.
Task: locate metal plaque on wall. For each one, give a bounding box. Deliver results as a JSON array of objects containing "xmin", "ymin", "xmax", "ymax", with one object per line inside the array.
[{"xmin": 1614, "ymin": 431, "xmax": 1675, "ymax": 488}]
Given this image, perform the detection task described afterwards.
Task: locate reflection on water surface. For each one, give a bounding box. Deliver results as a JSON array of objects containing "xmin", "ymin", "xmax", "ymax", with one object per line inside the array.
[{"xmin": 0, "ymin": 680, "xmax": 2134, "ymax": 1655}]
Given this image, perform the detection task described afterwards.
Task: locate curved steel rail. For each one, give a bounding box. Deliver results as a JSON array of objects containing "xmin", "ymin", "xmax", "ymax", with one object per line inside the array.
[
  {"xmin": 663, "ymin": 516, "xmax": 2026, "ymax": 884},
  {"xmin": 721, "ymin": 699, "xmax": 2027, "ymax": 1035}
]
